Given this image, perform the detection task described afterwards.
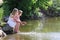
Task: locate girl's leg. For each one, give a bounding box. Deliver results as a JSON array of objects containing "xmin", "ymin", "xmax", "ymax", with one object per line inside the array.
[
  {"xmin": 17, "ymin": 23, "xmax": 20, "ymax": 31},
  {"xmin": 15, "ymin": 23, "xmax": 20, "ymax": 33}
]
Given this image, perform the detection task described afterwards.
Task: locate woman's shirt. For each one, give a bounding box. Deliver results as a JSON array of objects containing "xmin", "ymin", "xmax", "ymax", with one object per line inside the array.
[{"xmin": 7, "ymin": 17, "xmax": 16, "ymax": 28}]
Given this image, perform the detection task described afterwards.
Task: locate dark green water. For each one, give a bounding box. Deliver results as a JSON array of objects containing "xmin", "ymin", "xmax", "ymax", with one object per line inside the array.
[{"xmin": 2, "ymin": 17, "xmax": 60, "ymax": 40}]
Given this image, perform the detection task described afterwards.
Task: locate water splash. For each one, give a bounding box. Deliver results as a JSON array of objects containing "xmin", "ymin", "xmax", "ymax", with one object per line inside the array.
[{"xmin": 17, "ymin": 32, "xmax": 60, "ymax": 40}]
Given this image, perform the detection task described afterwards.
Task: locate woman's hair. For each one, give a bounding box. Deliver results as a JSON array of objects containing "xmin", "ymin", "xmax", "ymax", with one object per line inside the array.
[
  {"xmin": 18, "ymin": 10, "xmax": 23, "ymax": 15},
  {"xmin": 11, "ymin": 8, "xmax": 18, "ymax": 15}
]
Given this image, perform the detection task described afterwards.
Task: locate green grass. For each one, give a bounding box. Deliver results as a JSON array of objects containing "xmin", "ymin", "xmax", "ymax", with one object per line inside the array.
[{"xmin": 0, "ymin": 7, "xmax": 3, "ymax": 21}]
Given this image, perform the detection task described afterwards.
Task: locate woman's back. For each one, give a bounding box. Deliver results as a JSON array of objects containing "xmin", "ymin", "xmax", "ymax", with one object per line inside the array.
[{"xmin": 7, "ymin": 17, "xmax": 16, "ymax": 28}]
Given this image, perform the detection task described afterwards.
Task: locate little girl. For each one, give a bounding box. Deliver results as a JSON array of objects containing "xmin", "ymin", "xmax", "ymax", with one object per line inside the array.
[
  {"xmin": 14, "ymin": 10, "xmax": 27, "ymax": 33},
  {"xmin": 13, "ymin": 10, "xmax": 23, "ymax": 33}
]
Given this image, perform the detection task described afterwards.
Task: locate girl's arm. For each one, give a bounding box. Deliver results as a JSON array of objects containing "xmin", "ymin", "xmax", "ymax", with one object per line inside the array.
[
  {"xmin": 20, "ymin": 21, "xmax": 27, "ymax": 26},
  {"xmin": 13, "ymin": 16, "xmax": 21, "ymax": 23},
  {"xmin": 10, "ymin": 13, "xmax": 21, "ymax": 23}
]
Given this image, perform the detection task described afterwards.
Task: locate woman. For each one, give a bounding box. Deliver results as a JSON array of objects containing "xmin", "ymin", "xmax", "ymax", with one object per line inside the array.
[
  {"xmin": 7, "ymin": 8, "xmax": 26, "ymax": 33},
  {"xmin": 7, "ymin": 8, "xmax": 19, "ymax": 33}
]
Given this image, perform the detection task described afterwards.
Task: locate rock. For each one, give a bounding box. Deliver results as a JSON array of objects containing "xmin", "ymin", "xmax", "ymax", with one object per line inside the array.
[
  {"xmin": 0, "ymin": 0, "xmax": 3, "ymax": 5},
  {"xmin": 2, "ymin": 16, "xmax": 9, "ymax": 22}
]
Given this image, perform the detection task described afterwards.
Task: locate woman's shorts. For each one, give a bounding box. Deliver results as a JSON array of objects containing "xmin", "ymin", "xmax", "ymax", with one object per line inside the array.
[{"xmin": 2, "ymin": 24, "xmax": 13, "ymax": 34}]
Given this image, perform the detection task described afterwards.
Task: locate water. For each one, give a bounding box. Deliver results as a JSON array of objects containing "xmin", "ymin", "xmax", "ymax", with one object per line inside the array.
[{"xmin": 2, "ymin": 17, "xmax": 60, "ymax": 40}]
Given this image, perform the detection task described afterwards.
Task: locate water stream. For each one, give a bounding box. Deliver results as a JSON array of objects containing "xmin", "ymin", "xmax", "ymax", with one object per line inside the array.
[{"xmin": 2, "ymin": 17, "xmax": 60, "ymax": 40}]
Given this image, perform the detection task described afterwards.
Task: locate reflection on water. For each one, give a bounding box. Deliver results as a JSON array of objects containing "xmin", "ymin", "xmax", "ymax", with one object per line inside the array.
[
  {"xmin": 3, "ymin": 32, "xmax": 60, "ymax": 40},
  {"xmin": 2, "ymin": 17, "xmax": 60, "ymax": 40}
]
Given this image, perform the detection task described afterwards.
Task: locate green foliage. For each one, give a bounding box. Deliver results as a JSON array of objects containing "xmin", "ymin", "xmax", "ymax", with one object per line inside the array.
[
  {"xmin": 17, "ymin": 0, "xmax": 38, "ymax": 19},
  {"xmin": 3, "ymin": 0, "xmax": 52, "ymax": 19},
  {"xmin": 0, "ymin": 7, "xmax": 3, "ymax": 20},
  {"xmin": 3, "ymin": 0, "xmax": 19, "ymax": 16},
  {"xmin": 38, "ymin": 0, "xmax": 53, "ymax": 10},
  {"xmin": 46, "ymin": 0, "xmax": 60, "ymax": 17}
]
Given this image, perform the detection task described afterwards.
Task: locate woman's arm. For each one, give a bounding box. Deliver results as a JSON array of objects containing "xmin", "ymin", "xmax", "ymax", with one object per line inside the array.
[{"xmin": 12, "ymin": 15, "xmax": 21, "ymax": 23}]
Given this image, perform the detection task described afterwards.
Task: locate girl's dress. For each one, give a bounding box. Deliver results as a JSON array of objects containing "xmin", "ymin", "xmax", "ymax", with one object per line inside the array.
[{"xmin": 14, "ymin": 15, "xmax": 20, "ymax": 32}]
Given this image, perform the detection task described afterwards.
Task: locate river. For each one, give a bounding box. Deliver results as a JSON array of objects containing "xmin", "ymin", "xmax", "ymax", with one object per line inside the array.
[{"xmin": 2, "ymin": 17, "xmax": 60, "ymax": 40}]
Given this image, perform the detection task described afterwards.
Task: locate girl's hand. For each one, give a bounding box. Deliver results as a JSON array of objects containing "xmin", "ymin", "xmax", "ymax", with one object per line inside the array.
[
  {"xmin": 22, "ymin": 21, "xmax": 27, "ymax": 24},
  {"xmin": 21, "ymin": 24, "xmax": 25, "ymax": 26},
  {"xmin": 21, "ymin": 21, "xmax": 27, "ymax": 26}
]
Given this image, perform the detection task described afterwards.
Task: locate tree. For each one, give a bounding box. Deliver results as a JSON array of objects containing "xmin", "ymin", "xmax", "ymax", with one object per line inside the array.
[{"xmin": 3, "ymin": 0, "xmax": 52, "ymax": 19}]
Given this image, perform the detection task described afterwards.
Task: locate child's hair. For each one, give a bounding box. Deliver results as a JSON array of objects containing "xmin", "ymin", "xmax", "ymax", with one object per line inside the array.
[
  {"xmin": 11, "ymin": 8, "xmax": 18, "ymax": 15},
  {"xmin": 18, "ymin": 10, "xmax": 23, "ymax": 15}
]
